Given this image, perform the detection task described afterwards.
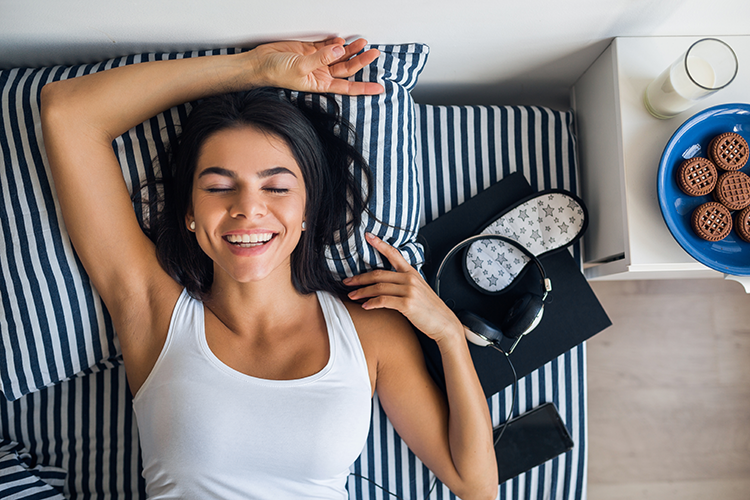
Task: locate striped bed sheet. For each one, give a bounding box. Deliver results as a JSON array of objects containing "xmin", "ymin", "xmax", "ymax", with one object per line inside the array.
[{"xmin": 0, "ymin": 102, "xmax": 586, "ymax": 499}]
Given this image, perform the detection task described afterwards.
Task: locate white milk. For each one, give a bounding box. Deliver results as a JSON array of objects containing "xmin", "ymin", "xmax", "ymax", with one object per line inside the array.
[{"xmin": 645, "ymin": 56, "xmax": 716, "ymax": 118}]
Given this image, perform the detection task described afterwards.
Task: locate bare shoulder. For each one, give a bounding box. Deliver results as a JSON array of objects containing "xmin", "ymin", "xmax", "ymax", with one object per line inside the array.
[
  {"xmin": 341, "ymin": 297, "xmax": 426, "ymax": 375},
  {"xmin": 343, "ymin": 298, "xmax": 416, "ymax": 343}
]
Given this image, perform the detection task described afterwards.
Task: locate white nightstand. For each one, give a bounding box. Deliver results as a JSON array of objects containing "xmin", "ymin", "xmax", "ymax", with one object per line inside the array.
[{"xmin": 572, "ymin": 35, "xmax": 750, "ymax": 289}]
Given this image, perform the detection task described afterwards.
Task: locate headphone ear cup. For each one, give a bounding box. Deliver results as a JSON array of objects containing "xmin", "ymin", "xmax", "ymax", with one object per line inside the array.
[
  {"xmin": 502, "ymin": 293, "xmax": 545, "ymax": 339},
  {"xmin": 456, "ymin": 310, "xmax": 504, "ymax": 347}
]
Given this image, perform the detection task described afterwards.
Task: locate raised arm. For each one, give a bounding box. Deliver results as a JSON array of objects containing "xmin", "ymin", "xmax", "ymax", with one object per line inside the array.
[
  {"xmin": 344, "ymin": 233, "xmax": 498, "ymax": 500},
  {"xmin": 42, "ymin": 38, "xmax": 381, "ymax": 143},
  {"xmin": 39, "ymin": 38, "xmax": 383, "ymax": 393}
]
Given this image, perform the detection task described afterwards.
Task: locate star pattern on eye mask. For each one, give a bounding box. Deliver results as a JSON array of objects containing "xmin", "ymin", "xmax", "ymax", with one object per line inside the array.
[{"xmin": 465, "ymin": 192, "xmax": 585, "ymax": 292}]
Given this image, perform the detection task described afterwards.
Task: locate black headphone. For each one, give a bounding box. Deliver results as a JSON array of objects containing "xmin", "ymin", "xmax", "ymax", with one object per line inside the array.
[{"xmin": 434, "ymin": 234, "xmax": 552, "ymax": 354}]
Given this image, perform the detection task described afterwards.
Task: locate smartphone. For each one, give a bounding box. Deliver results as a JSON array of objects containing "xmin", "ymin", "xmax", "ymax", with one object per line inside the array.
[{"xmin": 493, "ymin": 402, "xmax": 574, "ymax": 483}]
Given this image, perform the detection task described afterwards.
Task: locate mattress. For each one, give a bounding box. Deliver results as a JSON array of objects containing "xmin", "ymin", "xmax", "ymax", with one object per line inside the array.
[{"xmin": 0, "ymin": 47, "xmax": 586, "ymax": 499}]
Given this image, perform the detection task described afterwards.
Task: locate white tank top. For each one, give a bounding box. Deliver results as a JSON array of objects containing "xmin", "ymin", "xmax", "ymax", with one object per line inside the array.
[{"xmin": 132, "ymin": 290, "xmax": 372, "ymax": 499}]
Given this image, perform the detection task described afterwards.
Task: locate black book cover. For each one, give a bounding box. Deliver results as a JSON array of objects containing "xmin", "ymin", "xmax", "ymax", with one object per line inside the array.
[{"xmin": 417, "ymin": 172, "xmax": 612, "ymax": 397}]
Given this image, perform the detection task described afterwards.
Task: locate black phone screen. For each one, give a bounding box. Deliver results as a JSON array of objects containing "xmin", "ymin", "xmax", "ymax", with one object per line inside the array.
[{"xmin": 494, "ymin": 402, "xmax": 575, "ymax": 483}]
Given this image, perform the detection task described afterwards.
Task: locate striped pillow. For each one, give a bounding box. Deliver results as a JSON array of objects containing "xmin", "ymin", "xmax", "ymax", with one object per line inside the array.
[{"xmin": 0, "ymin": 43, "xmax": 429, "ymax": 401}]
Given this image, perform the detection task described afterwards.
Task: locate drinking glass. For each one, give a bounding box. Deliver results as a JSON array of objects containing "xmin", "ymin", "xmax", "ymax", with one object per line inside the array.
[{"xmin": 644, "ymin": 38, "xmax": 738, "ymax": 119}]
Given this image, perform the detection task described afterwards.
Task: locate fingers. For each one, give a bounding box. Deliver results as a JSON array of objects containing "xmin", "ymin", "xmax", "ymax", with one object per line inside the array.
[
  {"xmin": 304, "ymin": 39, "xmax": 384, "ymax": 96},
  {"xmin": 363, "ymin": 233, "xmax": 413, "ymax": 273},
  {"xmin": 347, "ymin": 233, "xmax": 464, "ymax": 341},
  {"xmin": 314, "ymin": 37, "xmax": 347, "ymax": 48},
  {"xmin": 347, "ymin": 281, "xmax": 406, "ymax": 303},
  {"xmin": 341, "ymin": 38, "xmax": 369, "ymax": 58},
  {"xmin": 319, "ymin": 37, "xmax": 370, "ymax": 65},
  {"xmin": 300, "ymin": 38, "xmax": 375, "ymax": 74},
  {"xmin": 333, "ymin": 46, "xmax": 380, "ymax": 75},
  {"xmin": 322, "ymin": 43, "xmax": 384, "ymax": 95},
  {"xmin": 344, "ymin": 234, "xmax": 422, "ymax": 311},
  {"xmin": 327, "ymin": 79, "xmax": 385, "ymax": 96},
  {"xmin": 345, "ymin": 268, "xmax": 410, "ymax": 291},
  {"xmin": 296, "ymin": 43, "xmax": 347, "ymax": 75},
  {"xmin": 346, "ymin": 277, "xmax": 416, "ymax": 313},
  {"xmin": 355, "ymin": 294, "xmax": 409, "ymax": 312},
  {"xmin": 256, "ymin": 37, "xmax": 384, "ymax": 96}
]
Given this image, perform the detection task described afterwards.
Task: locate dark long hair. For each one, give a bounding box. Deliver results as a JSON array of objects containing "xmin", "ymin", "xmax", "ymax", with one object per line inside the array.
[{"xmin": 141, "ymin": 88, "xmax": 372, "ymax": 300}]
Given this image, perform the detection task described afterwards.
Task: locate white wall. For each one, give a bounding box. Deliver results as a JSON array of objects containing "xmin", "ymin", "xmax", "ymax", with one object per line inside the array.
[{"xmin": 2, "ymin": 0, "xmax": 749, "ymax": 109}]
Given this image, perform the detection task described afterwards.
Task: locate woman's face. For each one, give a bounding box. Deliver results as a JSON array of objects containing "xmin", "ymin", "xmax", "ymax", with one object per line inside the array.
[{"xmin": 188, "ymin": 125, "xmax": 307, "ymax": 286}]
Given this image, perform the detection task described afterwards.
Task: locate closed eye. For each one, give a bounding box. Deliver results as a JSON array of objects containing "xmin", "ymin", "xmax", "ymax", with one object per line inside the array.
[{"xmin": 264, "ymin": 187, "xmax": 289, "ymax": 194}]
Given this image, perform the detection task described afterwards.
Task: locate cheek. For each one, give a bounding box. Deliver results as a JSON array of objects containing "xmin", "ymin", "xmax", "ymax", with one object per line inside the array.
[
  {"xmin": 283, "ymin": 193, "xmax": 307, "ymax": 222},
  {"xmin": 191, "ymin": 194, "xmax": 223, "ymax": 220},
  {"xmin": 189, "ymin": 198, "xmax": 223, "ymax": 250}
]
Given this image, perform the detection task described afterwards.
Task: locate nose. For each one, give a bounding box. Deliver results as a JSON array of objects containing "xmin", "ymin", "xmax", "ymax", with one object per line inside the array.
[{"xmin": 229, "ymin": 189, "xmax": 266, "ymax": 219}]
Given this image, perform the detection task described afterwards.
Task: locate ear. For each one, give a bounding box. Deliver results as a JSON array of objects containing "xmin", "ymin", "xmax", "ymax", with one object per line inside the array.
[{"xmin": 185, "ymin": 207, "xmax": 195, "ymax": 232}]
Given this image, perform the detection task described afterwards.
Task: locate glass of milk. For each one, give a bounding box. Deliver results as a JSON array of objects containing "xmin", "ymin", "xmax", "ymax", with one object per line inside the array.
[{"xmin": 644, "ymin": 38, "xmax": 738, "ymax": 119}]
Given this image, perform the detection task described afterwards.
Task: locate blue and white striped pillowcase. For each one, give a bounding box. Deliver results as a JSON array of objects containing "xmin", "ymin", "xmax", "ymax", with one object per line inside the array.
[
  {"xmin": 323, "ymin": 44, "xmax": 427, "ymax": 278},
  {"xmin": 1, "ymin": 63, "xmax": 115, "ymax": 403},
  {"xmin": 0, "ymin": 44, "xmax": 429, "ymax": 401}
]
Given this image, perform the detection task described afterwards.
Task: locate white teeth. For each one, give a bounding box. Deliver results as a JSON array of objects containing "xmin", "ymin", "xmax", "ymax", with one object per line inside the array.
[{"xmin": 226, "ymin": 233, "xmax": 273, "ymax": 245}]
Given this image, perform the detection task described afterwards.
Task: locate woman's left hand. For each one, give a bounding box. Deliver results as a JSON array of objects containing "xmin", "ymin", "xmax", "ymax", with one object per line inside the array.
[
  {"xmin": 250, "ymin": 37, "xmax": 384, "ymax": 96},
  {"xmin": 344, "ymin": 233, "xmax": 463, "ymax": 345}
]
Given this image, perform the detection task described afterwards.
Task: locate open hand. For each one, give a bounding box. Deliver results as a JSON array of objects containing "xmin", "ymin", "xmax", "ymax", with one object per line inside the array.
[
  {"xmin": 249, "ymin": 37, "xmax": 384, "ymax": 96},
  {"xmin": 344, "ymin": 233, "xmax": 464, "ymax": 345}
]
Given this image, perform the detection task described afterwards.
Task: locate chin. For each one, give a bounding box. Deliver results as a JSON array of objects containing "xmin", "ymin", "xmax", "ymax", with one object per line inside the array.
[{"xmin": 218, "ymin": 260, "xmax": 293, "ymax": 287}]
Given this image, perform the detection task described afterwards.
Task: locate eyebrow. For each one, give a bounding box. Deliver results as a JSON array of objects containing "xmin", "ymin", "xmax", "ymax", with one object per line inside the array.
[
  {"xmin": 257, "ymin": 166, "xmax": 297, "ymax": 179},
  {"xmin": 198, "ymin": 166, "xmax": 236, "ymax": 179},
  {"xmin": 197, "ymin": 166, "xmax": 297, "ymax": 179}
]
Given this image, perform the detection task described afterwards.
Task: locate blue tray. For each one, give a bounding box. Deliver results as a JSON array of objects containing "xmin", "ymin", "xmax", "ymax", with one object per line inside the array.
[{"xmin": 657, "ymin": 103, "xmax": 750, "ymax": 276}]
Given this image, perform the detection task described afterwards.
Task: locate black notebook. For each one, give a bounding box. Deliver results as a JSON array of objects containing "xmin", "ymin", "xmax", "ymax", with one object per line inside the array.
[{"xmin": 416, "ymin": 172, "xmax": 612, "ymax": 397}]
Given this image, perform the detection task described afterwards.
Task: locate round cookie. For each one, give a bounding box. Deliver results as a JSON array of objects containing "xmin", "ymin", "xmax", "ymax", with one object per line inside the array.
[
  {"xmin": 713, "ymin": 171, "xmax": 750, "ymax": 210},
  {"xmin": 735, "ymin": 206, "xmax": 750, "ymax": 243},
  {"xmin": 709, "ymin": 132, "xmax": 748, "ymax": 171},
  {"xmin": 691, "ymin": 202, "xmax": 733, "ymax": 241},
  {"xmin": 676, "ymin": 157, "xmax": 717, "ymax": 196}
]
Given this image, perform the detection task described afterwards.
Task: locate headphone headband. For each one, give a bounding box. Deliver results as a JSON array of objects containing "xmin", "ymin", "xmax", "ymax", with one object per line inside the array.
[{"xmin": 434, "ymin": 234, "xmax": 551, "ymax": 299}]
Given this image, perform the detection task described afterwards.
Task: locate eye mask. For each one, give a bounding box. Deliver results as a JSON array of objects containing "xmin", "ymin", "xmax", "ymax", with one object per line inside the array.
[{"xmin": 464, "ymin": 191, "xmax": 587, "ymax": 293}]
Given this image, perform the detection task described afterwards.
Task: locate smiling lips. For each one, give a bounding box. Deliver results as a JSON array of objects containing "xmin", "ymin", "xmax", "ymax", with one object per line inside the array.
[{"xmin": 224, "ymin": 232, "xmax": 275, "ymax": 248}]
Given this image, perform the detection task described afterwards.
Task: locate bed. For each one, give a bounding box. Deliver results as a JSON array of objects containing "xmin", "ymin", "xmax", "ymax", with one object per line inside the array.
[{"xmin": 1, "ymin": 44, "xmax": 588, "ymax": 499}]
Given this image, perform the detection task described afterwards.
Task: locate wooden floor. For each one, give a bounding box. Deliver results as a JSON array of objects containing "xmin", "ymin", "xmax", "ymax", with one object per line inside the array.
[{"xmin": 586, "ymin": 278, "xmax": 750, "ymax": 500}]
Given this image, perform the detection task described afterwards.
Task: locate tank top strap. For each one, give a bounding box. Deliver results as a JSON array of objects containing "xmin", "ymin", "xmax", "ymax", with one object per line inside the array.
[{"xmin": 316, "ymin": 291, "xmax": 370, "ymax": 387}]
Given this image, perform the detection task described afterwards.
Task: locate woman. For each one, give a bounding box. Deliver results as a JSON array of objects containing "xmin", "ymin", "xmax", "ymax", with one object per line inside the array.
[{"xmin": 40, "ymin": 38, "xmax": 497, "ymax": 499}]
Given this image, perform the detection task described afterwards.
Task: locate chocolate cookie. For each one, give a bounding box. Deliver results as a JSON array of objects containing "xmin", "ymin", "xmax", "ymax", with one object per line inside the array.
[
  {"xmin": 735, "ymin": 206, "xmax": 750, "ymax": 243},
  {"xmin": 709, "ymin": 132, "xmax": 748, "ymax": 171},
  {"xmin": 691, "ymin": 202, "xmax": 733, "ymax": 241},
  {"xmin": 713, "ymin": 171, "xmax": 750, "ymax": 210},
  {"xmin": 676, "ymin": 157, "xmax": 718, "ymax": 196}
]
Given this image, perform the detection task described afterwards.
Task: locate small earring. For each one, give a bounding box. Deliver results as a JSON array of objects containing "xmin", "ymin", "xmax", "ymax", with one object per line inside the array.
[
  {"xmin": 301, "ymin": 221, "xmax": 306, "ymax": 230},
  {"xmin": 189, "ymin": 221, "xmax": 196, "ymax": 231}
]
